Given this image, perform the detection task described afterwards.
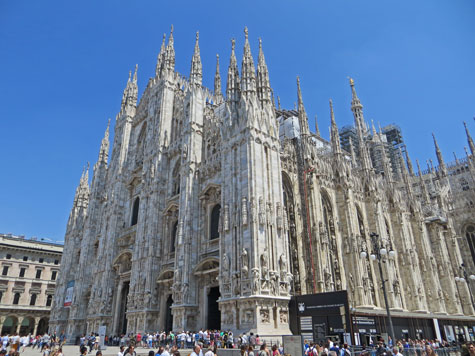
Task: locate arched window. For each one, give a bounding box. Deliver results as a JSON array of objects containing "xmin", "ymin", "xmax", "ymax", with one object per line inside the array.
[
  {"xmin": 13, "ymin": 293, "xmax": 20, "ymax": 305},
  {"xmin": 131, "ymin": 197, "xmax": 140, "ymax": 226},
  {"xmin": 209, "ymin": 204, "xmax": 221, "ymax": 240},
  {"xmin": 30, "ymin": 294, "xmax": 37, "ymax": 306},
  {"xmin": 466, "ymin": 224, "xmax": 475, "ymax": 265},
  {"xmin": 171, "ymin": 221, "xmax": 178, "ymax": 253},
  {"xmin": 172, "ymin": 162, "xmax": 181, "ymax": 196},
  {"xmin": 46, "ymin": 295, "xmax": 53, "ymax": 307},
  {"xmin": 135, "ymin": 124, "xmax": 146, "ymax": 166}
]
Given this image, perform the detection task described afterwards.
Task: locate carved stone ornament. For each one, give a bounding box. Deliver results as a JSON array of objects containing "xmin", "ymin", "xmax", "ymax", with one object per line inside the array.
[
  {"xmin": 242, "ymin": 197, "xmax": 248, "ymax": 226},
  {"xmin": 224, "ymin": 204, "xmax": 230, "ymax": 231}
]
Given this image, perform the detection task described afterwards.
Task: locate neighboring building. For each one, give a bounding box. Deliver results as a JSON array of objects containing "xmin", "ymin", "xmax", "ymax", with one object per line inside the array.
[
  {"xmin": 0, "ymin": 233, "xmax": 63, "ymax": 335},
  {"xmin": 50, "ymin": 27, "xmax": 475, "ymax": 342}
]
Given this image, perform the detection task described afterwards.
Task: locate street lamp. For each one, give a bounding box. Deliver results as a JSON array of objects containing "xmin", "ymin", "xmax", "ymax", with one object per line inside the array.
[
  {"xmin": 360, "ymin": 232, "xmax": 396, "ymax": 345},
  {"xmin": 455, "ymin": 263, "xmax": 475, "ymax": 310}
]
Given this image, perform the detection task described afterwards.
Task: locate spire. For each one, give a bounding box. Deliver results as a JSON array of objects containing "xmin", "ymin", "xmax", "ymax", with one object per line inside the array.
[
  {"xmin": 133, "ymin": 64, "xmax": 138, "ymax": 83},
  {"xmin": 165, "ymin": 25, "xmax": 175, "ymax": 73},
  {"xmin": 277, "ymin": 96, "xmax": 281, "ymax": 110},
  {"xmin": 371, "ymin": 120, "xmax": 379, "ymax": 141},
  {"xmin": 120, "ymin": 66, "xmax": 138, "ymax": 111},
  {"xmin": 464, "ymin": 121, "xmax": 475, "ymax": 155},
  {"xmin": 241, "ymin": 27, "xmax": 257, "ymax": 98},
  {"xmin": 297, "ymin": 76, "xmax": 309, "ymax": 135},
  {"xmin": 156, "ymin": 33, "xmax": 166, "ymax": 77},
  {"xmin": 214, "ymin": 54, "xmax": 223, "ymax": 103},
  {"xmin": 349, "ymin": 136, "xmax": 357, "ymax": 166},
  {"xmin": 453, "ymin": 152, "xmax": 460, "ymax": 165},
  {"xmin": 226, "ymin": 38, "xmax": 240, "ymax": 104},
  {"xmin": 314, "ymin": 114, "xmax": 320, "ymax": 136},
  {"xmin": 432, "ymin": 133, "xmax": 447, "ymax": 176},
  {"xmin": 257, "ymin": 37, "xmax": 272, "ymax": 106},
  {"xmin": 405, "ymin": 149, "xmax": 415, "ymax": 176},
  {"xmin": 190, "ymin": 31, "xmax": 202, "ymax": 86},
  {"xmin": 329, "ymin": 99, "xmax": 342, "ymax": 156},
  {"xmin": 416, "ymin": 159, "xmax": 430, "ymax": 203},
  {"xmin": 349, "ymin": 77, "xmax": 364, "ymax": 130},
  {"xmin": 98, "ymin": 119, "xmax": 110, "ymax": 164}
]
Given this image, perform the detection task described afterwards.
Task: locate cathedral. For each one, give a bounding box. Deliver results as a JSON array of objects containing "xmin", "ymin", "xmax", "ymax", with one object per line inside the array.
[{"xmin": 50, "ymin": 27, "xmax": 475, "ymax": 341}]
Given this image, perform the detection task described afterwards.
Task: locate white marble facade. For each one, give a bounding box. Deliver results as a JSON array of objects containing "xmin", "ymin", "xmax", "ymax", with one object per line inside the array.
[{"xmin": 50, "ymin": 27, "xmax": 475, "ymax": 339}]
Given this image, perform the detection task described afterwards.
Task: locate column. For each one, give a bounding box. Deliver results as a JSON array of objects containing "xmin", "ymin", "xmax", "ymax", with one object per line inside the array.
[
  {"xmin": 0, "ymin": 316, "xmax": 6, "ymax": 334},
  {"xmin": 16, "ymin": 316, "xmax": 24, "ymax": 334},
  {"xmin": 33, "ymin": 317, "xmax": 41, "ymax": 336}
]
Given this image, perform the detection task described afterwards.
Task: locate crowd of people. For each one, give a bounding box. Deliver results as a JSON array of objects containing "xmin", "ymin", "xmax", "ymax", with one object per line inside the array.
[
  {"xmin": 1, "ymin": 330, "xmax": 472, "ymax": 356},
  {"xmin": 0, "ymin": 332, "xmax": 66, "ymax": 356}
]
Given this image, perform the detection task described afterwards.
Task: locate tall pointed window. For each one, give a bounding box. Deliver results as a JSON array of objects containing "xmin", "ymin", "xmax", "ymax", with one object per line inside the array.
[
  {"xmin": 171, "ymin": 221, "xmax": 178, "ymax": 253},
  {"xmin": 466, "ymin": 224, "xmax": 475, "ymax": 265},
  {"xmin": 209, "ymin": 204, "xmax": 221, "ymax": 240},
  {"xmin": 172, "ymin": 162, "xmax": 181, "ymax": 196},
  {"xmin": 131, "ymin": 197, "xmax": 140, "ymax": 226}
]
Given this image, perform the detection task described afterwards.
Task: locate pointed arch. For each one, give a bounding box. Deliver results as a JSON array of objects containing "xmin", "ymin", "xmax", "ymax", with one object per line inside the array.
[
  {"xmin": 465, "ymin": 223, "xmax": 475, "ymax": 265},
  {"xmin": 282, "ymin": 171, "xmax": 301, "ymax": 294},
  {"xmin": 209, "ymin": 204, "xmax": 221, "ymax": 240},
  {"xmin": 171, "ymin": 160, "xmax": 181, "ymax": 196},
  {"xmin": 131, "ymin": 197, "xmax": 140, "ymax": 226}
]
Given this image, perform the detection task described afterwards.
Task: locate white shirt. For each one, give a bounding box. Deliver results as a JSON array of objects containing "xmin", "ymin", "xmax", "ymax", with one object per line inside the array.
[
  {"xmin": 205, "ymin": 351, "xmax": 214, "ymax": 356},
  {"xmin": 117, "ymin": 352, "xmax": 124, "ymax": 356}
]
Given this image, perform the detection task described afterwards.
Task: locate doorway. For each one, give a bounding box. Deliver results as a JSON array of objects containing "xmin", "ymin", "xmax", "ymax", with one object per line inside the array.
[
  {"xmin": 207, "ymin": 287, "xmax": 221, "ymax": 330},
  {"xmin": 119, "ymin": 281, "xmax": 130, "ymax": 335},
  {"xmin": 165, "ymin": 295, "xmax": 174, "ymax": 332}
]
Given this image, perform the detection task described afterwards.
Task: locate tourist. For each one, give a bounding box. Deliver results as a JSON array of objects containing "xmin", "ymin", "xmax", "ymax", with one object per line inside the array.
[
  {"xmin": 80, "ymin": 346, "xmax": 88, "ymax": 356},
  {"xmin": 469, "ymin": 343, "xmax": 475, "ymax": 356},
  {"xmin": 271, "ymin": 345, "xmax": 280, "ymax": 356},
  {"xmin": 191, "ymin": 345, "xmax": 202, "ymax": 356},
  {"xmin": 162, "ymin": 346, "xmax": 171, "ymax": 356},
  {"xmin": 392, "ymin": 347, "xmax": 403, "ymax": 356},
  {"xmin": 96, "ymin": 351, "xmax": 102, "ymax": 356},
  {"xmin": 205, "ymin": 345, "xmax": 215, "ymax": 356},
  {"xmin": 258, "ymin": 344, "xmax": 269, "ymax": 356},
  {"xmin": 248, "ymin": 345, "xmax": 255, "ymax": 356},
  {"xmin": 124, "ymin": 345, "xmax": 137, "ymax": 356},
  {"xmin": 117, "ymin": 346, "xmax": 125, "ymax": 356}
]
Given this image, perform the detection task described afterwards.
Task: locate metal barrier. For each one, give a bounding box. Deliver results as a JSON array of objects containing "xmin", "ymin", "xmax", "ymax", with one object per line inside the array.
[{"xmin": 351, "ymin": 347, "xmax": 461, "ymax": 356}]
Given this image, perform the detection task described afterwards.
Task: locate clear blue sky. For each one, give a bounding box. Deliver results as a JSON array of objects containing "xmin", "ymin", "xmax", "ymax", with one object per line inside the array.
[{"xmin": 1, "ymin": 0, "xmax": 474, "ymax": 242}]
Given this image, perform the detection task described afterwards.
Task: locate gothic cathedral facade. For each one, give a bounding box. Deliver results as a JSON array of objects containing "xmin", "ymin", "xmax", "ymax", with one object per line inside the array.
[{"xmin": 50, "ymin": 28, "xmax": 475, "ymax": 338}]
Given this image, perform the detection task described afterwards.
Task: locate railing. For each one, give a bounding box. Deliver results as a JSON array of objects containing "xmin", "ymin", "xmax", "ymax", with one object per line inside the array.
[{"xmin": 351, "ymin": 346, "xmax": 461, "ymax": 356}]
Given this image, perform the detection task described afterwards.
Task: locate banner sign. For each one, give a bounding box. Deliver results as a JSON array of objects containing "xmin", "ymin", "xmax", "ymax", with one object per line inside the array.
[{"xmin": 64, "ymin": 280, "xmax": 74, "ymax": 306}]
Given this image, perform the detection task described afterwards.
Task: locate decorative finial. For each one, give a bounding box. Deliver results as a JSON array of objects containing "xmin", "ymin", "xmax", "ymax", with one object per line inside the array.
[
  {"xmin": 170, "ymin": 24, "xmax": 174, "ymax": 34},
  {"xmin": 128, "ymin": 70, "xmax": 132, "ymax": 81},
  {"xmin": 216, "ymin": 53, "xmax": 219, "ymax": 60},
  {"xmin": 259, "ymin": 37, "xmax": 262, "ymax": 49},
  {"xmin": 244, "ymin": 26, "xmax": 248, "ymax": 40},
  {"xmin": 196, "ymin": 31, "xmax": 199, "ymax": 41},
  {"xmin": 231, "ymin": 38, "xmax": 235, "ymax": 51},
  {"xmin": 349, "ymin": 77, "xmax": 354, "ymax": 86},
  {"xmin": 162, "ymin": 33, "xmax": 166, "ymax": 41},
  {"xmin": 277, "ymin": 96, "xmax": 281, "ymax": 110}
]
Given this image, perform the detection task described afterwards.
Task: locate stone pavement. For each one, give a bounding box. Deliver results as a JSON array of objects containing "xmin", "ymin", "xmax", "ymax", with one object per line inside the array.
[{"xmin": 17, "ymin": 346, "xmax": 242, "ymax": 356}]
